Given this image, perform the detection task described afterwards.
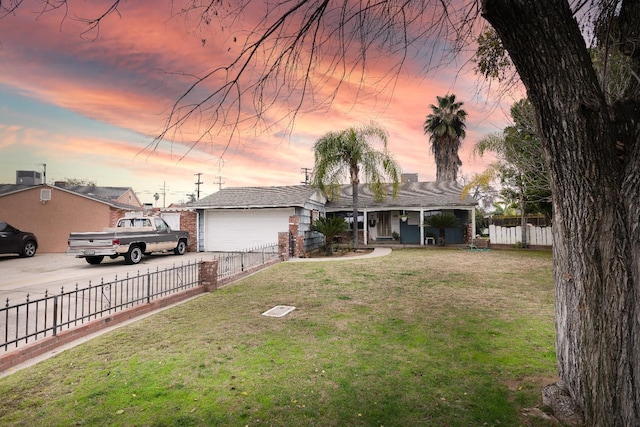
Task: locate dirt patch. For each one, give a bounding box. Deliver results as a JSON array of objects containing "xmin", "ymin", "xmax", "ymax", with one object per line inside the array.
[{"xmin": 305, "ymin": 248, "xmax": 374, "ymax": 258}]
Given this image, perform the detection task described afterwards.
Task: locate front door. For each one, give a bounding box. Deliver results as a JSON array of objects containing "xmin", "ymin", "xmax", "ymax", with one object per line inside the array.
[{"xmin": 376, "ymin": 212, "xmax": 392, "ymax": 238}]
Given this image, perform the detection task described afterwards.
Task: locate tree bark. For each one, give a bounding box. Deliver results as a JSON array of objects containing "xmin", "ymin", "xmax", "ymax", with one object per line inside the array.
[
  {"xmin": 434, "ymin": 136, "xmax": 461, "ymax": 182},
  {"xmin": 519, "ymin": 190, "xmax": 527, "ymax": 247},
  {"xmin": 482, "ymin": 1, "xmax": 640, "ymax": 425},
  {"xmin": 351, "ymin": 163, "xmax": 360, "ymax": 249}
]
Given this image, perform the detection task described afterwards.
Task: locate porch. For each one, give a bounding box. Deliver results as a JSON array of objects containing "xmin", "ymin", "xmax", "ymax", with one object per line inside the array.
[{"xmin": 332, "ymin": 208, "xmax": 475, "ymax": 246}]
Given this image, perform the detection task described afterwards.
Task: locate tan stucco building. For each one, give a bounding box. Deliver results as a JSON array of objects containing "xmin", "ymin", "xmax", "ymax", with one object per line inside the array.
[{"xmin": 0, "ymin": 184, "xmax": 142, "ymax": 253}]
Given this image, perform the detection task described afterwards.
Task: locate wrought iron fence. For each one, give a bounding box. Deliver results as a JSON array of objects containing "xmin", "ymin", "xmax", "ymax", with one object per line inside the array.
[
  {"xmin": 209, "ymin": 242, "xmax": 280, "ymax": 281},
  {"xmin": 1, "ymin": 260, "xmax": 200, "ymax": 353},
  {"xmin": 1, "ymin": 244, "xmax": 281, "ymax": 354}
]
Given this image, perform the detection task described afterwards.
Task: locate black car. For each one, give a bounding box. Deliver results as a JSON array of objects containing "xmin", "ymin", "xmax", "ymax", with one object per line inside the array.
[{"xmin": 0, "ymin": 221, "xmax": 38, "ymax": 257}]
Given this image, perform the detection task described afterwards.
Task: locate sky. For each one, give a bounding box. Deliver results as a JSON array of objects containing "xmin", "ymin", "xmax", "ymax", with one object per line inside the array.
[{"xmin": 0, "ymin": 2, "xmax": 521, "ymax": 206}]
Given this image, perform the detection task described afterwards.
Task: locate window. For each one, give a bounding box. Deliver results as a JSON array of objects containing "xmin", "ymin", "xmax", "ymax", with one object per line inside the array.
[
  {"xmin": 330, "ymin": 212, "xmax": 364, "ymax": 229},
  {"xmin": 155, "ymin": 218, "xmax": 169, "ymax": 231}
]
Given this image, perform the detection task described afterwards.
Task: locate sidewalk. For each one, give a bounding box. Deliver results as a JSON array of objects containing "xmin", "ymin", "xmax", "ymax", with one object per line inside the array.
[{"xmin": 288, "ymin": 247, "xmax": 392, "ymax": 262}]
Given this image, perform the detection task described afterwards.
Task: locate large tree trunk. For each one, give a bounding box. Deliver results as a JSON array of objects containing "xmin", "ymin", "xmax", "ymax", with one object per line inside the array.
[
  {"xmin": 351, "ymin": 164, "xmax": 360, "ymax": 249},
  {"xmin": 519, "ymin": 190, "xmax": 527, "ymax": 247},
  {"xmin": 434, "ymin": 136, "xmax": 461, "ymax": 182},
  {"xmin": 482, "ymin": 1, "xmax": 640, "ymax": 425}
]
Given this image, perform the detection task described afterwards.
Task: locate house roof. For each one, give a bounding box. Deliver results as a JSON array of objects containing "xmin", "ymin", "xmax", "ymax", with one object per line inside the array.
[
  {"xmin": 188, "ymin": 185, "xmax": 326, "ymax": 209},
  {"xmin": 325, "ymin": 181, "xmax": 477, "ymax": 211},
  {"xmin": 187, "ymin": 181, "xmax": 475, "ymax": 211},
  {"xmin": 0, "ymin": 184, "xmax": 140, "ymax": 210}
]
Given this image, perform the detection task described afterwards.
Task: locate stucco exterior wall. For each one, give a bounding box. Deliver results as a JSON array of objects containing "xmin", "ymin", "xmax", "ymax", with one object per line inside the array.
[
  {"xmin": 0, "ymin": 187, "xmax": 113, "ymax": 253},
  {"xmin": 114, "ymin": 189, "xmax": 143, "ymax": 209}
]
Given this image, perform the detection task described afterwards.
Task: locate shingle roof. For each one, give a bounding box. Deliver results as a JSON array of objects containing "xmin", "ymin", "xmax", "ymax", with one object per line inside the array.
[
  {"xmin": 188, "ymin": 185, "xmax": 325, "ymax": 209},
  {"xmin": 58, "ymin": 185, "xmax": 131, "ymax": 205},
  {"xmin": 0, "ymin": 184, "xmax": 32, "ymax": 196},
  {"xmin": 187, "ymin": 181, "xmax": 475, "ymax": 210},
  {"xmin": 325, "ymin": 181, "xmax": 477, "ymax": 210}
]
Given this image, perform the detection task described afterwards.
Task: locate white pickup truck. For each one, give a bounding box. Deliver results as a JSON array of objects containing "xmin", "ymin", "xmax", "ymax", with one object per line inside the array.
[{"xmin": 66, "ymin": 217, "xmax": 190, "ymax": 265}]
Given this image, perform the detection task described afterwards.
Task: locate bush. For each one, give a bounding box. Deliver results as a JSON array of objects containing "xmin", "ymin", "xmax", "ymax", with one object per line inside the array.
[{"xmin": 311, "ymin": 216, "xmax": 350, "ymax": 254}]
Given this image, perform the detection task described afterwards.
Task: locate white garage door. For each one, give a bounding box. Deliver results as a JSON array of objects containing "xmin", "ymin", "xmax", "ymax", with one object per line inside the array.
[{"xmin": 204, "ymin": 208, "xmax": 293, "ymax": 251}]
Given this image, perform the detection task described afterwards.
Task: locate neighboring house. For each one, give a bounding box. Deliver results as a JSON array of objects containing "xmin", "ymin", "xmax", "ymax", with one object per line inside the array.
[
  {"xmin": 0, "ymin": 183, "xmax": 143, "ymax": 253},
  {"xmin": 325, "ymin": 181, "xmax": 477, "ymax": 245},
  {"xmin": 188, "ymin": 185, "xmax": 327, "ymax": 252}
]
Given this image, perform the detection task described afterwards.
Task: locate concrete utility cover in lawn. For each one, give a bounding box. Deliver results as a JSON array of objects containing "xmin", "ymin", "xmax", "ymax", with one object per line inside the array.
[{"xmin": 262, "ymin": 305, "xmax": 296, "ymax": 317}]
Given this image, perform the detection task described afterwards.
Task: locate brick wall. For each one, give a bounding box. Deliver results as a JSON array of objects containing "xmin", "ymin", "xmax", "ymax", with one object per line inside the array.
[
  {"xmin": 109, "ymin": 208, "xmax": 129, "ymax": 227},
  {"xmin": 180, "ymin": 211, "xmax": 198, "ymax": 252},
  {"xmin": 288, "ymin": 215, "xmax": 306, "ymax": 257},
  {"xmin": 278, "ymin": 232, "xmax": 290, "ymax": 260}
]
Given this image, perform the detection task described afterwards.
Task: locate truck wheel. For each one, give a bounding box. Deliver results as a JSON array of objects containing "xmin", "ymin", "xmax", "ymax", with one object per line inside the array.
[
  {"xmin": 125, "ymin": 246, "xmax": 143, "ymax": 265},
  {"xmin": 86, "ymin": 256, "xmax": 104, "ymax": 265},
  {"xmin": 174, "ymin": 240, "xmax": 187, "ymax": 255}
]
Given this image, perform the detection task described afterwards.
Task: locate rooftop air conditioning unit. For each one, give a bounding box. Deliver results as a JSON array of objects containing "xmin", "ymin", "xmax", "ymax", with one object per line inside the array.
[{"xmin": 16, "ymin": 170, "xmax": 42, "ymax": 185}]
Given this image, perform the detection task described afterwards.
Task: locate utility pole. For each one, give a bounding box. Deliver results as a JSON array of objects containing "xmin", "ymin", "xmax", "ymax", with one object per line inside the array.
[
  {"xmin": 214, "ymin": 176, "xmax": 225, "ymax": 191},
  {"xmin": 159, "ymin": 181, "xmax": 167, "ymax": 208},
  {"xmin": 301, "ymin": 167, "xmax": 312, "ymax": 185},
  {"xmin": 194, "ymin": 172, "xmax": 203, "ymax": 200}
]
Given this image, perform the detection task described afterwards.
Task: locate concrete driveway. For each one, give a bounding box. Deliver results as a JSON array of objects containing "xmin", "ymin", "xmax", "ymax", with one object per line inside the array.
[{"xmin": 0, "ymin": 251, "xmax": 218, "ymax": 306}]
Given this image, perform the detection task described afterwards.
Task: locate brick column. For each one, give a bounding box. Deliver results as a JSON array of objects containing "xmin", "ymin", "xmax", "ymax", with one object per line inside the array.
[
  {"xmin": 180, "ymin": 210, "xmax": 198, "ymax": 252},
  {"xmin": 278, "ymin": 232, "xmax": 290, "ymax": 260},
  {"xmin": 199, "ymin": 260, "xmax": 218, "ymax": 292},
  {"xmin": 288, "ymin": 215, "xmax": 301, "ymax": 257}
]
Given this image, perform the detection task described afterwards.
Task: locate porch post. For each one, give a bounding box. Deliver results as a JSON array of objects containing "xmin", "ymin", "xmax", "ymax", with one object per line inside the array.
[
  {"xmin": 420, "ymin": 209, "xmax": 425, "ymax": 246},
  {"xmin": 471, "ymin": 208, "xmax": 476, "ymax": 239}
]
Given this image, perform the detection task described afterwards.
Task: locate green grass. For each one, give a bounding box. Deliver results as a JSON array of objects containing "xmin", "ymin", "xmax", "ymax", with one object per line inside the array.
[{"xmin": 0, "ymin": 249, "xmax": 557, "ymax": 426}]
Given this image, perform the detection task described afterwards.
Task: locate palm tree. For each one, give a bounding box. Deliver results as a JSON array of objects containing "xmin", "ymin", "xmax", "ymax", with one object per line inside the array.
[
  {"xmin": 424, "ymin": 213, "xmax": 461, "ymax": 246},
  {"xmin": 423, "ymin": 94, "xmax": 467, "ymax": 182},
  {"xmin": 311, "ymin": 122, "xmax": 400, "ymax": 248},
  {"xmin": 310, "ymin": 216, "xmax": 350, "ymax": 255}
]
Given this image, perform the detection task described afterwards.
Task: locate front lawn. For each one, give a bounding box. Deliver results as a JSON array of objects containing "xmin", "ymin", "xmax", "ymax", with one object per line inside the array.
[{"xmin": 0, "ymin": 249, "xmax": 557, "ymax": 426}]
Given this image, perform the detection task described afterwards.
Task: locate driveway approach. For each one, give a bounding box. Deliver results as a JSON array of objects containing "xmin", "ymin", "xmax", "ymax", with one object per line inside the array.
[{"xmin": 0, "ymin": 252, "xmax": 218, "ymax": 307}]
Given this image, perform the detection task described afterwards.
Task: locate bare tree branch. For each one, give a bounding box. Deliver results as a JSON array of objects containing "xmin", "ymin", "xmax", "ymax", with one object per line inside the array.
[{"xmin": 143, "ymin": 0, "xmax": 483, "ymax": 159}]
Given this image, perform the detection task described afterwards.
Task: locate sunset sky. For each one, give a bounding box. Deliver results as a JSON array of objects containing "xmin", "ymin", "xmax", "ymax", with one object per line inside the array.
[{"xmin": 0, "ymin": 2, "xmax": 522, "ymax": 206}]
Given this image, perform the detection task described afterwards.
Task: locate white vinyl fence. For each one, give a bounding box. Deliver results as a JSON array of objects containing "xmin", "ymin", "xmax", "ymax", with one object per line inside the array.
[{"xmin": 489, "ymin": 224, "xmax": 552, "ymax": 246}]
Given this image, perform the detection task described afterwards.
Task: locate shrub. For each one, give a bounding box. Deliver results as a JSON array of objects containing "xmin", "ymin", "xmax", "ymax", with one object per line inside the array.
[{"xmin": 311, "ymin": 216, "xmax": 350, "ymax": 254}]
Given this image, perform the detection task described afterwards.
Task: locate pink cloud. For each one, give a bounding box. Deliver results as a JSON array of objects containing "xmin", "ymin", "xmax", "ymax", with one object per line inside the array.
[{"xmin": 0, "ymin": 2, "xmax": 514, "ymax": 199}]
